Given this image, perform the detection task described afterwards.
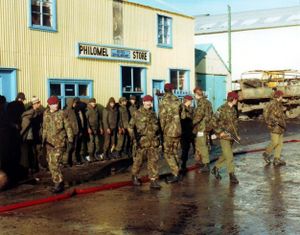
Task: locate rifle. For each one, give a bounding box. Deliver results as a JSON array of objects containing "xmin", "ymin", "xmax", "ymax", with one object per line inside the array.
[
  {"xmin": 223, "ymin": 129, "xmax": 241, "ymax": 145},
  {"xmin": 272, "ymin": 121, "xmax": 285, "ymax": 130}
]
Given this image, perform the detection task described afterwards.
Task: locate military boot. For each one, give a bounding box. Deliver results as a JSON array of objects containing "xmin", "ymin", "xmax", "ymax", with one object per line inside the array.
[
  {"xmin": 199, "ymin": 164, "xmax": 210, "ymax": 173},
  {"xmin": 132, "ymin": 175, "xmax": 142, "ymax": 186},
  {"xmin": 165, "ymin": 175, "xmax": 179, "ymax": 184},
  {"xmin": 211, "ymin": 166, "xmax": 222, "ymax": 180},
  {"xmin": 88, "ymin": 153, "xmax": 96, "ymax": 163},
  {"xmin": 51, "ymin": 182, "xmax": 64, "ymax": 194},
  {"xmin": 229, "ymin": 173, "xmax": 239, "ymax": 184},
  {"xmin": 262, "ymin": 152, "xmax": 271, "ymax": 164},
  {"xmin": 150, "ymin": 180, "xmax": 161, "ymax": 190},
  {"xmin": 273, "ymin": 158, "xmax": 286, "ymax": 167}
]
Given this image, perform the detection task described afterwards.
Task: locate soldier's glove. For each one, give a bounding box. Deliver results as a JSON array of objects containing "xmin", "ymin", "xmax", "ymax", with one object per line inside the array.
[
  {"xmin": 67, "ymin": 142, "xmax": 73, "ymax": 153},
  {"xmin": 99, "ymin": 128, "xmax": 104, "ymax": 135}
]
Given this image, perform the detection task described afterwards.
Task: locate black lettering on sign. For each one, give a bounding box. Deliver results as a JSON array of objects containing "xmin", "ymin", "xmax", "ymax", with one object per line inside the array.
[{"xmin": 133, "ymin": 51, "xmax": 147, "ymax": 61}]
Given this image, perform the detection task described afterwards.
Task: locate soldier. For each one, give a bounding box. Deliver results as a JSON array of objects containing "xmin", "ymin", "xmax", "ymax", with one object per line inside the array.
[
  {"xmin": 64, "ymin": 98, "xmax": 80, "ymax": 166},
  {"xmin": 159, "ymin": 83, "xmax": 182, "ymax": 183},
  {"xmin": 193, "ymin": 87, "xmax": 213, "ymax": 173},
  {"xmin": 262, "ymin": 90, "xmax": 286, "ymax": 166},
  {"xmin": 129, "ymin": 95, "xmax": 161, "ymax": 189},
  {"xmin": 128, "ymin": 95, "xmax": 138, "ymax": 118},
  {"xmin": 103, "ymin": 97, "xmax": 118, "ymax": 159},
  {"xmin": 211, "ymin": 91, "xmax": 240, "ymax": 184},
  {"xmin": 115, "ymin": 97, "xmax": 130, "ymax": 158},
  {"xmin": 42, "ymin": 96, "xmax": 73, "ymax": 193},
  {"xmin": 20, "ymin": 96, "xmax": 45, "ymax": 173},
  {"xmin": 86, "ymin": 98, "xmax": 103, "ymax": 162},
  {"xmin": 7, "ymin": 92, "xmax": 26, "ymax": 130},
  {"xmin": 180, "ymin": 95, "xmax": 194, "ymax": 172}
]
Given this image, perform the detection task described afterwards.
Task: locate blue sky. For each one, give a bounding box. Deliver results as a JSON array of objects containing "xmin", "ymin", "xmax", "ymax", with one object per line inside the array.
[{"xmin": 130, "ymin": 0, "xmax": 300, "ymax": 15}]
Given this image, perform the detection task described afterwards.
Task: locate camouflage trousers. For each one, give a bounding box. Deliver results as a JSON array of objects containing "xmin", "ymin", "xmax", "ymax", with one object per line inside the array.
[
  {"xmin": 215, "ymin": 139, "xmax": 235, "ymax": 174},
  {"xmin": 46, "ymin": 146, "xmax": 64, "ymax": 184},
  {"xmin": 132, "ymin": 147, "xmax": 159, "ymax": 180},
  {"xmin": 87, "ymin": 133, "xmax": 100, "ymax": 155},
  {"xmin": 163, "ymin": 136, "xmax": 180, "ymax": 176},
  {"xmin": 265, "ymin": 133, "xmax": 283, "ymax": 160},
  {"xmin": 195, "ymin": 133, "xmax": 210, "ymax": 164}
]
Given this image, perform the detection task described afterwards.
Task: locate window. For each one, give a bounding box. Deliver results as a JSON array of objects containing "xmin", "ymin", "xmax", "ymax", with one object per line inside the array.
[
  {"xmin": 48, "ymin": 79, "xmax": 93, "ymax": 108},
  {"xmin": 157, "ymin": 15, "xmax": 172, "ymax": 48},
  {"xmin": 121, "ymin": 67, "xmax": 146, "ymax": 100},
  {"xmin": 169, "ymin": 69, "xmax": 190, "ymax": 97},
  {"xmin": 30, "ymin": 0, "xmax": 57, "ymax": 31}
]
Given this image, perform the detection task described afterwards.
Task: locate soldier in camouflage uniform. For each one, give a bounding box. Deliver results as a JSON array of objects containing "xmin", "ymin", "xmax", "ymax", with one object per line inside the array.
[
  {"xmin": 129, "ymin": 95, "xmax": 161, "ymax": 189},
  {"xmin": 193, "ymin": 87, "xmax": 213, "ymax": 173},
  {"xmin": 211, "ymin": 92, "xmax": 240, "ymax": 184},
  {"xmin": 86, "ymin": 98, "xmax": 103, "ymax": 162},
  {"xmin": 262, "ymin": 90, "xmax": 286, "ymax": 166},
  {"xmin": 180, "ymin": 95, "xmax": 194, "ymax": 172},
  {"xmin": 42, "ymin": 96, "xmax": 73, "ymax": 193},
  {"xmin": 159, "ymin": 83, "xmax": 182, "ymax": 183},
  {"xmin": 115, "ymin": 97, "xmax": 130, "ymax": 158}
]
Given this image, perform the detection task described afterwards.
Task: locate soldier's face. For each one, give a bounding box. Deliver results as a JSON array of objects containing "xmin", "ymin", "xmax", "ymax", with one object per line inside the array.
[
  {"xmin": 130, "ymin": 99, "xmax": 136, "ymax": 105},
  {"xmin": 110, "ymin": 102, "xmax": 115, "ymax": 108},
  {"xmin": 278, "ymin": 96, "xmax": 283, "ymax": 102},
  {"xmin": 143, "ymin": 101, "xmax": 152, "ymax": 109},
  {"xmin": 33, "ymin": 102, "xmax": 41, "ymax": 110},
  {"xmin": 185, "ymin": 100, "xmax": 192, "ymax": 106},
  {"xmin": 49, "ymin": 104, "xmax": 59, "ymax": 112},
  {"xmin": 232, "ymin": 99, "xmax": 238, "ymax": 106},
  {"xmin": 90, "ymin": 102, "xmax": 96, "ymax": 108}
]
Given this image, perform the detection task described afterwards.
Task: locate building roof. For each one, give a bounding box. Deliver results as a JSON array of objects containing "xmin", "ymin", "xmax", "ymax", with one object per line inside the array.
[
  {"xmin": 195, "ymin": 6, "xmax": 300, "ymax": 35},
  {"xmin": 125, "ymin": 0, "xmax": 193, "ymax": 19},
  {"xmin": 195, "ymin": 44, "xmax": 229, "ymax": 72}
]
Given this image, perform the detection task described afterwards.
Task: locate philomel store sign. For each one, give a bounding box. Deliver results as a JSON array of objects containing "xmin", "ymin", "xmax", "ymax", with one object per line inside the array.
[{"xmin": 77, "ymin": 43, "xmax": 150, "ymax": 64}]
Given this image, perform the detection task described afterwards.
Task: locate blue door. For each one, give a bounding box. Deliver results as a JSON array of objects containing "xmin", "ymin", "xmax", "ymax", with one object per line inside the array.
[
  {"xmin": 196, "ymin": 74, "xmax": 226, "ymax": 111},
  {"xmin": 152, "ymin": 80, "xmax": 165, "ymax": 112},
  {"xmin": 0, "ymin": 69, "xmax": 17, "ymax": 102}
]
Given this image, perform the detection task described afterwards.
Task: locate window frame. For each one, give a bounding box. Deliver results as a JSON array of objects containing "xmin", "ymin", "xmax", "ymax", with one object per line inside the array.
[
  {"xmin": 48, "ymin": 79, "xmax": 93, "ymax": 108},
  {"xmin": 157, "ymin": 14, "xmax": 173, "ymax": 49},
  {"xmin": 169, "ymin": 68, "xmax": 190, "ymax": 95},
  {"xmin": 28, "ymin": 0, "xmax": 57, "ymax": 32}
]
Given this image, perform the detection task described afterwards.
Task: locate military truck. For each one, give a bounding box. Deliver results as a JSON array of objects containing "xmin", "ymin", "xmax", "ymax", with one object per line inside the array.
[{"xmin": 234, "ymin": 70, "xmax": 300, "ymax": 119}]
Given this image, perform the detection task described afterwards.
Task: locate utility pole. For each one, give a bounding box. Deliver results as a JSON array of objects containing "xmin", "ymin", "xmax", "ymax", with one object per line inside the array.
[{"xmin": 227, "ymin": 4, "xmax": 232, "ymax": 90}]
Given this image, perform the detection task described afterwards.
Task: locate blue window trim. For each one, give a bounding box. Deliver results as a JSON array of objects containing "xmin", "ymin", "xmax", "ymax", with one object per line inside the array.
[
  {"xmin": 120, "ymin": 65, "xmax": 147, "ymax": 98},
  {"xmin": 28, "ymin": 0, "xmax": 57, "ymax": 32},
  {"xmin": 47, "ymin": 79, "xmax": 93, "ymax": 108},
  {"xmin": 168, "ymin": 68, "xmax": 191, "ymax": 94},
  {"xmin": 157, "ymin": 14, "xmax": 173, "ymax": 49},
  {"xmin": 0, "ymin": 67, "xmax": 17, "ymax": 101}
]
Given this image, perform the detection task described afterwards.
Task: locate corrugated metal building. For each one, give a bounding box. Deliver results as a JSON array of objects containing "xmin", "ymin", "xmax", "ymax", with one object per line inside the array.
[
  {"xmin": 195, "ymin": 44, "xmax": 229, "ymax": 111},
  {"xmin": 194, "ymin": 6, "xmax": 300, "ymax": 83},
  {"xmin": 0, "ymin": 0, "xmax": 194, "ymax": 108}
]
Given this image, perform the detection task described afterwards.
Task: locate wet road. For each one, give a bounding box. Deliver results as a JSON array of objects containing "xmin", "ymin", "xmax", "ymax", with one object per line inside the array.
[
  {"xmin": 1, "ymin": 138, "xmax": 300, "ymax": 234},
  {"xmin": 1, "ymin": 120, "xmax": 300, "ymax": 234}
]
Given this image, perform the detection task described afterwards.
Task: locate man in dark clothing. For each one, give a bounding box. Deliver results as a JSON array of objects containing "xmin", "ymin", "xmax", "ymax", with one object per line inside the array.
[
  {"xmin": 64, "ymin": 98, "xmax": 81, "ymax": 166},
  {"xmin": 86, "ymin": 98, "xmax": 103, "ymax": 162},
  {"xmin": 103, "ymin": 97, "xmax": 118, "ymax": 159},
  {"xmin": 7, "ymin": 92, "xmax": 26, "ymax": 130},
  {"xmin": 180, "ymin": 95, "xmax": 194, "ymax": 172},
  {"xmin": 20, "ymin": 96, "xmax": 45, "ymax": 173}
]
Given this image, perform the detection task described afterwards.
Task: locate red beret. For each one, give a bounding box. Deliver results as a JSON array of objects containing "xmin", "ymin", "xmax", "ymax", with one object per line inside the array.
[
  {"xmin": 184, "ymin": 95, "xmax": 193, "ymax": 101},
  {"xmin": 47, "ymin": 96, "xmax": 59, "ymax": 105},
  {"xmin": 143, "ymin": 95, "xmax": 153, "ymax": 102},
  {"xmin": 164, "ymin": 83, "xmax": 174, "ymax": 91},
  {"xmin": 193, "ymin": 87, "xmax": 202, "ymax": 93},
  {"xmin": 274, "ymin": 90, "xmax": 284, "ymax": 98},
  {"xmin": 227, "ymin": 91, "xmax": 239, "ymax": 100}
]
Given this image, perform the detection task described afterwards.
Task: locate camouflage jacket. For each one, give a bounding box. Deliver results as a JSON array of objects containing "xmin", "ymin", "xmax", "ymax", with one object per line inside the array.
[
  {"xmin": 264, "ymin": 99, "xmax": 286, "ymax": 134},
  {"xmin": 102, "ymin": 106, "xmax": 118, "ymax": 130},
  {"xmin": 42, "ymin": 109, "xmax": 74, "ymax": 148},
  {"xmin": 159, "ymin": 93, "xmax": 182, "ymax": 138},
  {"xmin": 211, "ymin": 103, "xmax": 239, "ymax": 138},
  {"xmin": 86, "ymin": 105, "xmax": 102, "ymax": 131},
  {"xmin": 128, "ymin": 107, "xmax": 160, "ymax": 148},
  {"xmin": 193, "ymin": 97, "xmax": 213, "ymax": 134},
  {"xmin": 181, "ymin": 104, "xmax": 194, "ymax": 137},
  {"xmin": 118, "ymin": 105, "xmax": 130, "ymax": 129}
]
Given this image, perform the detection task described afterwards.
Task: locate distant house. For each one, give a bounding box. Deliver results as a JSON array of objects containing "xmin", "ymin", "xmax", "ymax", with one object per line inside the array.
[{"xmin": 195, "ymin": 44, "xmax": 230, "ymax": 111}]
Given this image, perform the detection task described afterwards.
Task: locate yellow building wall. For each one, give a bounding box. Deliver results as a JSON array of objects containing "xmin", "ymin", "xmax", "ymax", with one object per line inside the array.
[{"xmin": 0, "ymin": 0, "xmax": 194, "ymax": 105}]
